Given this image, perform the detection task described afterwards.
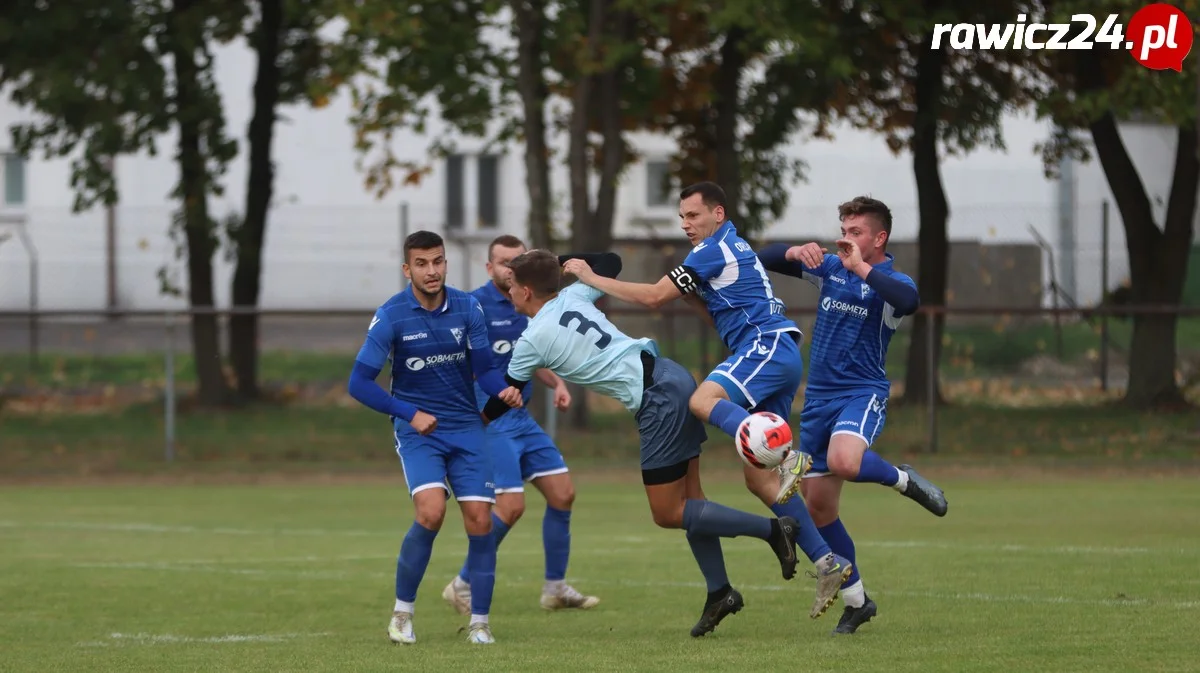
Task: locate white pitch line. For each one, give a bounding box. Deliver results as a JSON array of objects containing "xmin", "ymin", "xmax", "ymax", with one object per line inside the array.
[
  {"xmin": 77, "ymin": 631, "xmax": 332, "ymax": 648},
  {"xmin": 587, "ymin": 579, "xmax": 1200, "ymax": 610},
  {"xmin": 4, "ymin": 520, "xmax": 1196, "ymax": 556}
]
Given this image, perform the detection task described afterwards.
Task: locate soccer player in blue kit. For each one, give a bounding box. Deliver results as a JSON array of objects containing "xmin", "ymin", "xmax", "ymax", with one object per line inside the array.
[
  {"xmin": 483, "ymin": 248, "xmax": 834, "ymax": 636},
  {"xmin": 563, "ymin": 182, "xmax": 853, "ymax": 620},
  {"xmin": 347, "ymin": 231, "xmax": 521, "ymax": 646},
  {"xmin": 442, "ymin": 235, "xmax": 599, "ymax": 614},
  {"xmin": 758, "ymin": 196, "xmax": 949, "ymax": 635}
]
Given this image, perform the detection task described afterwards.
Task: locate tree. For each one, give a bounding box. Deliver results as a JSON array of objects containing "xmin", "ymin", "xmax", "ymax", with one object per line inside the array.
[
  {"xmin": 821, "ymin": 0, "xmax": 1031, "ymax": 405},
  {"xmin": 511, "ymin": 0, "xmax": 555, "ymax": 249},
  {"xmin": 1, "ymin": 0, "xmax": 246, "ymax": 406},
  {"xmin": 228, "ymin": 0, "xmax": 347, "ymax": 400},
  {"xmin": 1033, "ymin": 0, "xmax": 1199, "ymax": 409},
  {"xmin": 635, "ymin": 0, "xmax": 846, "ymax": 238}
]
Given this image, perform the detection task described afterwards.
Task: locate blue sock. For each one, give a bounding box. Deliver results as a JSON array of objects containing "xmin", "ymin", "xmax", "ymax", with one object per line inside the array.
[
  {"xmin": 685, "ymin": 531, "xmax": 729, "ymax": 592},
  {"xmin": 708, "ymin": 399, "xmax": 749, "ymax": 438},
  {"xmin": 818, "ymin": 518, "xmax": 861, "ymax": 589},
  {"xmin": 459, "ymin": 513, "xmax": 510, "ymax": 583},
  {"xmin": 466, "ymin": 533, "xmax": 497, "ymax": 616},
  {"xmin": 852, "ymin": 449, "xmax": 901, "ymax": 486},
  {"xmin": 770, "ymin": 500, "xmax": 832, "ymax": 563},
  {"xmin": 395, "ymin": 522, "xmax": 439, "ymax": 602},
  {"xmin": 682, "ymin": 499, "xmax": 772, "ymax": 539},
  {"xmin": 543, "ymin": 506, "xmax": 571, "ymax": 581}
]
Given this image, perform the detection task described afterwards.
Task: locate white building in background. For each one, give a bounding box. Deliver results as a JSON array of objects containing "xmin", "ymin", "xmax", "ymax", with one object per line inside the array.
[{"xmin": 0, "ymin": 36, "xmax": 1186, "ymax": 313}]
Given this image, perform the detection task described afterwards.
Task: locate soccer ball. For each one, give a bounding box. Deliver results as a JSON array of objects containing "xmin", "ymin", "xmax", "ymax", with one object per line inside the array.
[{"xmin": 735, "ymin": 411, "xmax": 793, "ymax": 469}]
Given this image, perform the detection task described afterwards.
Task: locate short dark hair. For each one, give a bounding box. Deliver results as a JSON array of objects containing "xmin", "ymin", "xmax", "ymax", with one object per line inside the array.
[
  {"xmin": 837, "ymin": 196, "xmax": 893, "ymax": 236},
  {"xmin": 403, "ymin": 230, "xmax": 444, "ymax": 262},
  {"xmin": 507, "ymin": 249, "xmax": 562, "ymax": 298},
  {"xmin": 488, "ymin": 234, "xmax": 526, "ymax": 261},
  {"xmin": 680, "ymin": 181, "xmax": 727, "ymax": 212}
]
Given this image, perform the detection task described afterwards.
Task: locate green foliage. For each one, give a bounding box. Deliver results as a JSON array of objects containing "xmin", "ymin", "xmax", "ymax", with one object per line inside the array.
[
  {"xmin": 1031, "ymin": 0, "xmax": 1200, "ymax": 171},
  {"xmin": 335, "ymin": 0, "xmax": 512, "ymax": 197},
  {"xmin": 0, "ymin": 1, "xmax": 246, "ymax": 212},
  {"xmin": 823, "ymin": 0, "xmax": 1033, "ymax": 157}
]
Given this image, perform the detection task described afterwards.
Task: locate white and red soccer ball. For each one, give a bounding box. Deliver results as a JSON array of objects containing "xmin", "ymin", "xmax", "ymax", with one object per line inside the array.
[{"xmin": 735, "ymin": 411, "xmax": 793, "ymax": 469}]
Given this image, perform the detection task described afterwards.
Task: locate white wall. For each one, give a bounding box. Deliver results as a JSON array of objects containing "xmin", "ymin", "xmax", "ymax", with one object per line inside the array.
[{"xmin": 0, "ymin": 36, "xmax": 1186, "ymax": 312}]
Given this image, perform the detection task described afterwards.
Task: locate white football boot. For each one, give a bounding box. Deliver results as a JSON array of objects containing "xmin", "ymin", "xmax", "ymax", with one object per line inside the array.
[{"xmin": 387, "ymin": 611, "xmax": 415, "ymax": 645}]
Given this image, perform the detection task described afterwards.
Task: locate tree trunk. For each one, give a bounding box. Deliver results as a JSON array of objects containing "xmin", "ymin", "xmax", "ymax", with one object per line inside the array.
[
  {"xmin": 584, "ymin": 9, "xmax": 632, "ymax": 253},
  {"xmin": 512, "ymin": 0, "xmax": 553, "ymax": 250},
  {"xmin": 714, "ymin": 27, "xmax": 745, "ymax": 223},
  {"xmin": 902, "ymin": 32, "xmax": 949, "ymax": 406},
  {"xmin": 170, "ymin": 0, "xmax": 230, "ymax": 407},
  {"xmin": 1089, "ymin": 113, "xmax": 1198, "ymax": 408},
  {"xmin": 229, "ymin": 0, "xmax": 283, "ymax": 401}
]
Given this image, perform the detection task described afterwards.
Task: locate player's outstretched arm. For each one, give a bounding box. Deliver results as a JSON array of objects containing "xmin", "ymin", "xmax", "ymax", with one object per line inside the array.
[
  {"xmin": 481, "ymin": 373, "xmax": 530, "ymax": 421},
  {"xmin": 758, "ymin": 242, "xmax": 826, "ymax": 279}
]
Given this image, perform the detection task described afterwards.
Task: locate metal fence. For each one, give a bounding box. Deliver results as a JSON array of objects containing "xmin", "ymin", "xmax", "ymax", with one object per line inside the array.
[{"xmin": 2, "ymin": 304, "xmax": 1199, "ymax": 463}]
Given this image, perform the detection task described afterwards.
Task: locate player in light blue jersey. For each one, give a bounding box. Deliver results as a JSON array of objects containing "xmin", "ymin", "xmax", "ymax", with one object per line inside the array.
[
  {"xmin": 442, "ymin": 234, "xmax": 599, "ymax": 615},
  {"xmin": 563, "ymin": 182, "xmax": 849, "ymax": 617},
  {"xmin": 482, "ymin": 248, "xmax": 851, "ymax": 635},
  {"xmin": 347, "ymin": 230, "xmax": 521, "ymax": 646},
  {"xmin": 759, "ymin": 196, "xmax": 949, "ymax": 635}
]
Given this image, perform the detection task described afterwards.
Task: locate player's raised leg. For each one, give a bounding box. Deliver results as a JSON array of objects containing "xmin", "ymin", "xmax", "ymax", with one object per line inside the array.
[
  {"xmin": 689, "ymin": 334, "xmax": 835, "ymax": 568},
  {"xmin": 530, "ymin": 468, "xmax": 599, "ymax": 610},
  {"xmin": 446, "ymin": 430, "xmax": 498, "ymax": 645},
  {"xmin": 824, "ymin": 395, "xmax": 947, "ymax": 516}
]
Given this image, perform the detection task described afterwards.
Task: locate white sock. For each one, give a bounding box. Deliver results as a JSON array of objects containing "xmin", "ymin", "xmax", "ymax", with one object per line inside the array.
[
  {"xmin": 544, "ymin": 579, "xmax": 564, "ymax": 594},
  {"xmin": 893, "ymin": 469, "xmax": 909, "ymax": 493},
  {"xmin": 841, "ymin": 580, "xmax": 866, "ymax": 608},
  {"xmin": 469, "ymin": 614, "xmax": 489, "ymax": 626},
  {"xmin": 394, "ymin": 599, "xmax": 414, "ymax": 614},
  {"xmin": 453, "ymin": 575, "xmax": 470, "ymax": 589}
]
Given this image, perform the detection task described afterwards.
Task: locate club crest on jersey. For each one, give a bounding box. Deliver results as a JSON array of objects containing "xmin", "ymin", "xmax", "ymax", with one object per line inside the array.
[
  {"xmin": 860, "ymin": 284, "xmax": 871, "ymax": 299},
  {"xmin": 450, "ymin": 327, "xmax": 464, "ymax": 344}
]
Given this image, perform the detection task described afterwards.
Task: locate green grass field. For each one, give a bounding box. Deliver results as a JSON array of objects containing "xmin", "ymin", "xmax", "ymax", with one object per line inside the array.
[{"xmin": 2, "ymin": 475, "xmax": 1198, "ymax": 672}]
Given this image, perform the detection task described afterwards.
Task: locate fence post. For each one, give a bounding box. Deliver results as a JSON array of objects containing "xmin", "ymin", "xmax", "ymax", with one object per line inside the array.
[
  {"xmin": 1100, "ymin": 201, "xmax": 1110, "ymax": 392},
  {"xmin": 925, "ymin": 309, "xmax": 938, "ymax": 454},
  {"xmin": 164, "ymin": 312, "xmax": 177, "ymax": 462},
  {"xmin": 399, "ymin": 201, "xmax": 410, "ymax": 290}
]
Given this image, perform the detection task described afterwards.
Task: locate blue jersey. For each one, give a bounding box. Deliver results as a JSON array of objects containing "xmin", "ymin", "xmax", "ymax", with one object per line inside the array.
[
  {"xmin": 803, "ymin": 253, "xmax": 916, "ymax": 399},
  {"xmin": 470, "ymin": 281, "xmax": 536, "ymax": 422},
  {"xmin": 355, "ymin": 286, "xmax": 491, "ymax": 431},
  {"xmin": 682, "ymin": 220, "xmax": 800, "ymax": 352}
]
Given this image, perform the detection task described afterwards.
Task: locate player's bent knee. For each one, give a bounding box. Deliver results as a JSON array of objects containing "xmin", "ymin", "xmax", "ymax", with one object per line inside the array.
[
  {"xmin": 541, "ymin": 476, "xmax": 575, "ymax": 510},
  {"xmin": 412, "ymin": 488, "xmax": 448, "ymax": 530},
  {"xmin": 643, "ymin": 460, "xmax": 690, "ymax": 529},
  {"xmin": 688, "ymin": 381, "xmax": 727, "ymax": 420},
  {"xmin": 459, "ymin": 501, "xmax": 494, "ymax": 536},
  {"xmin": 827, "ymin": 436, "xmax": 867, "ymax": 478},
  {"xmin": 742, "ymin": 463, "xmax": 779, "ymax": 505},
  {"xmin": 494, "ymin": 493, "xmax": 526, "ymax": 526}
]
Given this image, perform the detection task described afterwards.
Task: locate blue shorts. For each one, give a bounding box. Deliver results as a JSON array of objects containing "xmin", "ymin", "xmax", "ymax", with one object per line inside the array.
[
  {"xmin": 489, "ymin": 415, "xmax": 568, "ymax": 494},
  {"xmin": 799, "ymin": 393, "xmax": 888, "ymax": 477},
  {"xmin": 707, "ymin": 330, "xmax": 803, "ymax": 419},
  {"xmin": 393, "ymin": 420, "xmax": 495, "ymax": 502},
  {"xmin": 636, "ymin": 355, "xmax": 708, "ymax": 471}
]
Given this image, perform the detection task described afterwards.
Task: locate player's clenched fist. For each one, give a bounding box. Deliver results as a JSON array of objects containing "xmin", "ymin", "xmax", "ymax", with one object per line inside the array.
[
  {"xmin": 561, "ymin": 258, "xmax": 596, "ymax": 283},
  {"xmin": 784, "ymin": 242, "xmax": 827, "ymax": 268},
  {"xmin": 553, "ymin": 383, "xmax": 572, "ymax": 412},
  {"xmin": 498, "ymin": 385, "xmax": 524, "ymax": 408},
  {"xmin": 409, "ymin": 410, "xmax": 437, "ymax": 435}
]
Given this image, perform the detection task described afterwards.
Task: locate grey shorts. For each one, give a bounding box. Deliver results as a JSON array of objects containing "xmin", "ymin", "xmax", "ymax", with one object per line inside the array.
[{"xmin": 634, "ymin": 353, "xmax": 708, "ymax": 471}]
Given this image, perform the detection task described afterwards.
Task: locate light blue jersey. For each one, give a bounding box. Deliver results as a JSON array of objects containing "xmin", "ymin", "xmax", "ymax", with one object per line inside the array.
[
  {"xmin": 681, "ymin": 220, "xmax": 801, "ymax": 352},
  {"xmin": 507, "ymin": 282, "xmax": 658, "ymax": 413}
]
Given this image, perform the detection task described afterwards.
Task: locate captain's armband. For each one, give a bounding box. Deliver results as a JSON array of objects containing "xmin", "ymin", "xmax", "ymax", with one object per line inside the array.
[{"xmin": 667, "ymin": 265, "xmax": 700, "ymax": 295}]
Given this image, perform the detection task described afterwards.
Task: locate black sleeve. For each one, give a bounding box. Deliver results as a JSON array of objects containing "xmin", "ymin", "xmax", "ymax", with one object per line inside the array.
[
  {"xmin": 559, "ymin": 252, "xmax": 622, "ymax": 279},
  {"xmin": 757, "ymin": 242, "xmax": 806, "ymax": 279},
  {"xmin": 481, "ymin": 374, "xmax": 530, "ymax": 421}
]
